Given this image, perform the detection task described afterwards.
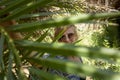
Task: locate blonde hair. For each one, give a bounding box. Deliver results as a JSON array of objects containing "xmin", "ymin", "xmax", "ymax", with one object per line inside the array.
[{"xmin": 54, "ymin": 25, "xmax": 78, "ymax": 40}]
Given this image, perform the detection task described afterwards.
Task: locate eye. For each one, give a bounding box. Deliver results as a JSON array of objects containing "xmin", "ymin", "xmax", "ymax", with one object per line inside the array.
[
  {"xmin": 68, "ymin": 33, "xmax": 74, "ymax": 39},
  {"xmin": 58, "ymin": 35, "xmax": 65, "ymax": 41}
]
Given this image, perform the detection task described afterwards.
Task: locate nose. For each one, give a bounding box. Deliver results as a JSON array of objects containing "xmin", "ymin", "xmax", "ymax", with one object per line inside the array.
[{"xmin": 64, "ymin": 35, "xmax": 71, "ymax": 43}]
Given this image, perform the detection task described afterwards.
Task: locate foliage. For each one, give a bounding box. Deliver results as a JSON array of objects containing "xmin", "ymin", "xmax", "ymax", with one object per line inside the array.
[{"xmin": 0, "ymin": 0, "xmax": 120, "ymax": 80}]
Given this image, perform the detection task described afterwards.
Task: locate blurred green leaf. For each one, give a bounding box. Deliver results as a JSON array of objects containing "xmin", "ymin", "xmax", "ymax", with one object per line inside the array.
[
  {"xmin": 15, "ymin": 12, "xmax": 64, "ymax": 20},
  {"xmin": 0, "ymin": 32, "xmax": 5, "ymax": 72},
  {"xmin": 8, "ymin": 12, "xmax": 120, "ymax": 32},
  {"xmin": 27, "ymin": 57, "xmax": 120, "ymax": 80},
  {"xmin": 7, "ymin": 43, "xmax": 15, "ymax": 80},
  {"xmin": 29, "ymin": 67, "xmax": 66, "ymax": 80},
  {"xmin": 52, "ymin": 28, "xmax": 65, "ymax": 42},
  {"xmin": 1, "ymin": 0, "xmax": 120, "ymax": 80},
  {"xmin": 15, "ymin": 40, "xmax": 120, "ymax": 59},
  {"xmin": 0, "ymin": 0, "xmax": 15, "ymax": 6},
  {"xmin": 0, "ymin": 28, "xmax": 27, "ymax": 80},
  {"xmin": 0, "ymin": 0, "xmax": 54, "ymax": 22},
  {"xmin": 36, "ymin": 30, "xmax": 49, "ymax": 42},
  {"xmin": 0, "ymin": 0, "xmax": 32, "ymax": 17}
]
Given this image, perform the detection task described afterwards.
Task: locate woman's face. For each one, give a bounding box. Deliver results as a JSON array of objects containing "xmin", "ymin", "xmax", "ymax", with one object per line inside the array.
[{"xmin": 58, "ymin": 27, "xmax": 77, "ymax": 43}]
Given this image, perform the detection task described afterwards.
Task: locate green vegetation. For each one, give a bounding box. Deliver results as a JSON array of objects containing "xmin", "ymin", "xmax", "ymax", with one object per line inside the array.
[{"xmin": 0, "ymin": 0, "xmax": 120, "ymax": 80}]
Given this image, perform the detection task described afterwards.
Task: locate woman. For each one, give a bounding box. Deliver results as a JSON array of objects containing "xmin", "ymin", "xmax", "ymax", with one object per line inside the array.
[{"xmin": 47, "ymin": 25, "xmax": 86, "ymax": 80}]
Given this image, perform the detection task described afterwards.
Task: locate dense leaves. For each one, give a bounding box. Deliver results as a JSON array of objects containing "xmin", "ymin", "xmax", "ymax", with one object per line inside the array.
[{"xmin": 0, "ymin": 0, "xmax": 120, "ymax": 80}]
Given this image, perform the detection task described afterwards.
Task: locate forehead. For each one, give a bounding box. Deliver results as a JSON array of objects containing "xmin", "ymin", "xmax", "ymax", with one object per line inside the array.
[
  {"xmin": 54, "ymin": 26, "xmax": 76, "ymax": 37},
  {"xmin": 64, "ymin": 27, "xmax": 75, "ymax": 35}
]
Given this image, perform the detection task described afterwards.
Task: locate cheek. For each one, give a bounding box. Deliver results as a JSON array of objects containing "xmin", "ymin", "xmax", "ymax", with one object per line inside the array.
[
  {"xmin": 70, "ymin": 36, "xmax": 76, "ymax": 42},
  {"xmin": 58, "ymin": 39, "xmax": 64, "ymax": 42}
]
